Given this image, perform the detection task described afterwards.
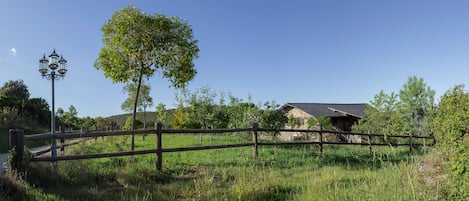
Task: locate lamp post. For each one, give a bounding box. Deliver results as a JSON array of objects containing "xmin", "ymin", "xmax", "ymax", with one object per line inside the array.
[{"xmin": 39, "ymin": 49, "xmax": 67, "ymax": 166}]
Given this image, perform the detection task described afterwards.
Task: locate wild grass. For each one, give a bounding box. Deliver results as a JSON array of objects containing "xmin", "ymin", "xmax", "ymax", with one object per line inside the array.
[{"xmin": 2, "ymin": 133, "xmax": 446, "ymax": 201}]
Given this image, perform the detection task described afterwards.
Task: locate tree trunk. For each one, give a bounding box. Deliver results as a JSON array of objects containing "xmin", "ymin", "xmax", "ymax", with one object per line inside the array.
[{"xmin": 131, "ymin": 72, "xmax": 143, "ymax": 151}]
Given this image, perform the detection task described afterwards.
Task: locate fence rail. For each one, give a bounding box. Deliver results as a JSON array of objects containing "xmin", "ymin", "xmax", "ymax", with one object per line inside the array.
[{"xmin": 8, "ymin": 123, "xmax": 435, "ymax": 172}]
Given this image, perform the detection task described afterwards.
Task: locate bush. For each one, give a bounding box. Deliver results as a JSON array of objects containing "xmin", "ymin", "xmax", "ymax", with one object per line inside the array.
[{"xmin": 431, "ymin": 85, "xmax": 469, "ymax": 199}]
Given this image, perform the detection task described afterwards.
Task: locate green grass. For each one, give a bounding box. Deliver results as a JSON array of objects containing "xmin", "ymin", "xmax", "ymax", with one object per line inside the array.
[{"xmin": 1, "ymin": 133, "xmax": 446, "ymax": 201}]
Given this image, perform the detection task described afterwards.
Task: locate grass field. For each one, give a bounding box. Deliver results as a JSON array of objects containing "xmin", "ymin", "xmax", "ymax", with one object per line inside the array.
[{"xmin": 1, "ymin": 133, "xmax": 447, "ymax": 201}]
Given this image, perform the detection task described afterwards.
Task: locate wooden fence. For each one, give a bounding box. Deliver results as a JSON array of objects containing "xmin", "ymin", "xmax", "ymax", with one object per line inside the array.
[{"xmin": 8, "ymin": 123, "xmax": 435, "ymax": 172}]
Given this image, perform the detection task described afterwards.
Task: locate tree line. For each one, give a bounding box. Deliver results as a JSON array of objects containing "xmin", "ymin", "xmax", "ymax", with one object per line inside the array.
[{"xmin": 0, "ymin": 80, "xmax": 115, "ymax": 132}]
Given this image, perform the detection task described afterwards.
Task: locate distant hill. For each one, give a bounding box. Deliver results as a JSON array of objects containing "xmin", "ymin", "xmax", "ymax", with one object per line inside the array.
[
  {"xmin": 108, "ymin": 110, "xmax": 175, "ymax": 127},
  {"xmin": 108, "ymin": 112, "xmax": 157, "ymax": 126}
]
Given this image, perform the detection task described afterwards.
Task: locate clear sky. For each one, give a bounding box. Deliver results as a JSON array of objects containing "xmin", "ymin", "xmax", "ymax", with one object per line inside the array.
[{"xmin": 1, "ymin": 0, "xmax": 469, "ymax": 117}]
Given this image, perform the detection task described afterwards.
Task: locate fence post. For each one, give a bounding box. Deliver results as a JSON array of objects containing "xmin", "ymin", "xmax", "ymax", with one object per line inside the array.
[
  {"xmin": 431, "ymin": 132, "xmax": 436, "ymax": 146},
  {"xmin": 409, "ymin": 134, "xmax": 413, "ymax": 154},
  {"xmin": 59, "ymin": 127, "xmax": 65, "ymax": 154},
  {"xmin": 9, "ymin": 129, "xmax": 24, "ymax": 172},
  {"xmin": 367, "ymin": 131, "xmax": 372, "ymax": 155},
  {"xmin": 252, "ymin": 123, "xmax": 259, "ymax": 160},
  {"xmin": 156, "ymin": 123, "xmax": 163, "ymax": 172},
  {"xmin": 319, "ymin": 125, "xmax": 323, "ymax": 154}
]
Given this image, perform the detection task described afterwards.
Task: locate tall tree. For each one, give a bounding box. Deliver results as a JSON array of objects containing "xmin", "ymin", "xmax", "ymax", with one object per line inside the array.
[{"xmin": 95, "ymin": 5, "xmax": 199, "ymax": 150}]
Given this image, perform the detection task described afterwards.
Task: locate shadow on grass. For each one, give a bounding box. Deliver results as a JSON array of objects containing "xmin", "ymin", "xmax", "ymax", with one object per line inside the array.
[{"xmin": 21, "ymin": 161, "xmax": 178, "ymax": 201}]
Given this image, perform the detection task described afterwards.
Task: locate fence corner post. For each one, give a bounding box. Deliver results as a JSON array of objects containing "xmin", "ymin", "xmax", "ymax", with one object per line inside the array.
[
  {"xmin": 252, "ymin": 123, "xmax": 259, "ymax": 160},
  {"xmin": 156, "ymin": 123, "xmax": 163, "ymax": 172},
  {"xmin": 9, "ymin": 129, "xmax": 24, "ymax": 172}
]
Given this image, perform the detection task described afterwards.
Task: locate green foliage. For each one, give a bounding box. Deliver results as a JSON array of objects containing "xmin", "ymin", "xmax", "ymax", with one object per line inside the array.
[
  {"xmin": 0, "ymin": 80, "xmax": 50, "ymax": 129},
  {"xmin": 354, "ymin": 76, "xmax": 434, "ymax": 136},
  {"xmin": 56, "ymin": 105, "xmax": 81, "ymax": 130},
  {"xmin": 169, "ymin": 88, "xmax": 274, "ymax": 131},
  {"xmin": 155, "ymin": 103, "xmax": 170, "ymax": 127},
  {"xmin": 0, "ymin": 107, "xmax": 24, "ymax": 129},
  {"xmin": 122, "ymin": 81, "xmax": 153, "ymax": 128},
  {"xmin": 122, "ymin": 117, "xmax": 142, "ymax": 130},
  {"xmin": 0, "ymin": 80, "xmax": 30, "ymax": 101},
  {"xmin": 259, "ymin": 109, "xmax": 287, "ymax": 131},
  {"xmin": 399, "ymin": 76, "xmax": 435, "ymax": 135},
  {"xmin": 287, "ymin": 114, "xmax": 300, "ymax": 129},
  {"xmin": 430, "ymin": 85, "xmax": 469, "ymax": 199},
  {"xmin": 95, "ymin": 116, "xmax": 117, "ymax": 130},
  {"xmin": 121, "ymin": 82, "xmax": 153, "ymax": 113},
  {"xmin": 94, "ymin": 5, "xmax": 199, "ymax": 87}
]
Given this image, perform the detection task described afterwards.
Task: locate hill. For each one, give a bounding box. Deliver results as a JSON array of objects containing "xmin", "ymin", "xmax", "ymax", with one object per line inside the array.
[{"xmin": 108, "ymin": 110, "xmax": 175, "ymax": 127}]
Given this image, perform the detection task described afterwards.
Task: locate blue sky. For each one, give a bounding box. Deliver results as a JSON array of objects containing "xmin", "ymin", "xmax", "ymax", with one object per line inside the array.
[{"xmin": 1, "ymin": 0, "xmax": 469, "ymax": 117}]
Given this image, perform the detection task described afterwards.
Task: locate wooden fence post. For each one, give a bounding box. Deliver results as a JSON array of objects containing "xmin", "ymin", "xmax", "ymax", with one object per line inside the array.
[
  {"xmin": 319, "ymin": 126, "xmax": 323, "ymax": 154},
  {"xmin": 367, "ymin": 132, "xmax": 372, "ymax": 155},
  {"xmin": 59, "ymin": 127, "xmax": 65, "ymax": 154},
  {"xmin": 409, "ymin": 134, "xmax": 413, "ymax": 154},
  {"xmin": 252, "ymin": 123, "xmax": 259, "ymax": 160},
  {"xmin": 9, "ymin": 129, "xmax": 24, "ymax": 172},
  {"xmin": 156, "ymin": 123, "xmax": 163, "ymax": 172},
  {"xmin": 431, "ymin": 132, "xmax": 436, "ymax": 146}
]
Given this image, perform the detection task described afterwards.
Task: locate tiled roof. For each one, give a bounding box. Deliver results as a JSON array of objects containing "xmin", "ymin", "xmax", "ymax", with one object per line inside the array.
[{"xmin": 282, "ymin": 103, "xmax": 367, "ymax": 118}]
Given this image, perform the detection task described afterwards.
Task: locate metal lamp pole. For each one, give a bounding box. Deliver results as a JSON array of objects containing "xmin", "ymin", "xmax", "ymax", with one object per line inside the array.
[{"xmin": 39, "ymin": 49, "xmax": 67, "ymax": 167}]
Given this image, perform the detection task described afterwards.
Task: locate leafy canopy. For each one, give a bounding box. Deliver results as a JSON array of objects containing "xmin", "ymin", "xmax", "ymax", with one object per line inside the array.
[{"xmin": 94, "ymin": 5, "xmax": 199, "ymax": 88}]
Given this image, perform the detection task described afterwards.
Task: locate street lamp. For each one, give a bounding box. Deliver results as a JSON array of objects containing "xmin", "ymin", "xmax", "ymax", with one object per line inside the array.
[{"xmin": 39, "ymin": 49, "xmax": 67, "ymax": 165}]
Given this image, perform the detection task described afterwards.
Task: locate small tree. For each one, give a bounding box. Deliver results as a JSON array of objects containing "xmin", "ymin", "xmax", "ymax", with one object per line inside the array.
[
  {"xmin": 122, "ymin": 81, "xmax": 153, "ymax": 129},
  {"xmin": 399, "ymin": 76, "xmax": 435, "ymax": 135},
  {"xmin": 155, "ymin": 103, "xmax": 169, "ymax": 127},
  {"xmin": 122, "ymin": 117, "xmax": 142, "ymax": 131}
]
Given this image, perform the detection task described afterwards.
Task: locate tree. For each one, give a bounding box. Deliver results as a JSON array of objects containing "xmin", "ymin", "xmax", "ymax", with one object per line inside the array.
[
  {"xmin": 0, "ymin": 80, "xmax": 30, "ymax": 116},
  {"xmin": 0, "ymin": 107, "xmax": 23, "ymax": 129},
  {"xmin": 63, "ymin": 105, "xmax": 80, "ymax": 129},
  {"xmin": 155, "ymin": 103, "xmax": 170, "ymax": 127},
  {"xmin": 0, "ymin": 80, "xmax": 30, "ymax": 103},
  {"xmin": 354, "ymin": 76, "xmax": 434, "ymax": 136},
  {"xmin": 399, "ymin": 76, "xmax": 435, "ymax": 135},
  {"xmin": 94, "ymin": 5, "xmax": 199, "ymax": 150},
  {"xmin": 0, "ymin": 80, "xmax": 51, "ymax": 129},
  {"xmin": 354, "ymin": 90, "xmax": 402, "ymax": 135},
  {"xmin": 80, "ymin": 117, "xmax": 96, "ymax": 130},
  {"xmin": 122, "ymin": 117, "xmax": 142, "ymax": 131},
  {"xmin": 95, "ymin": 117, "xmax": 115, "ymax": 130},
  {"xmin": 25, "ymin": 98, "xmax": 50, "ymax": 128},
  {"xmin": 121, "ymin": 81, "xmax": 153, "ymax": 129}
]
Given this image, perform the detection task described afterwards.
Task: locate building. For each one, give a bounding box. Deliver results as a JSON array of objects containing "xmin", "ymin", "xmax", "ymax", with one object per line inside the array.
[{"xmin": 279, "ymin": 103, "xmax": 367, "ymax": 141}]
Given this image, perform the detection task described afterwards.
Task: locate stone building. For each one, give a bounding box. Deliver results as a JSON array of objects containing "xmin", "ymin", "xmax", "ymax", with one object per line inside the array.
[{"xmin": 278, "ymin": 103, "xmax": 367, "ymax": 142}]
